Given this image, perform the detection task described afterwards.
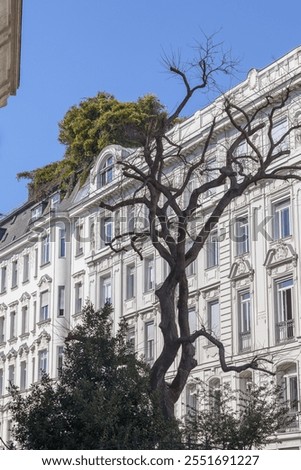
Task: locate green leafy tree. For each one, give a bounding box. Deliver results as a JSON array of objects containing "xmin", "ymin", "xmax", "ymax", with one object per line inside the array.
[
  {"xmin": 183, "ymin": 382, "xmax": 295, "ymax": 450},
  {"xmin": 9, "ymin": 303, "xmax": 181, "ymax": 450},
  {"xmin": 17, "ymin": 93, "xmax": 166, "ymax": 200}
]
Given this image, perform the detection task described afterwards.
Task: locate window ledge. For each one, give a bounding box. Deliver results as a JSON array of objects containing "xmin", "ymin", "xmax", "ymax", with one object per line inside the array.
[
  {"xmin": 8, "ymin": 337, "xmax": 17, "ymax": 345},
  {"xmin": 19, "ymin": 332, "xmax": 30, "ymax": 340},
  {"xmin": 40, "ymin": 261, "xmax": 51, "ymax": 268},
  {"xmin": 37, "ymin": 318, "xmax": 51, "ymax": 327}
]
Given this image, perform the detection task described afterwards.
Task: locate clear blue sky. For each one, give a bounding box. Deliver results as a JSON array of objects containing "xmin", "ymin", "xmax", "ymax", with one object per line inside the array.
[{"xmin": 1, "ymin": 0, "xmax": 301, "ymax": 214}]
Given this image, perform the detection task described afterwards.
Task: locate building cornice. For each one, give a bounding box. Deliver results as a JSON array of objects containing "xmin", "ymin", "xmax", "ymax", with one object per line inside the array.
[{"xmin": 0, "ymin": 0, "xmax": 22, "ymax": 107}]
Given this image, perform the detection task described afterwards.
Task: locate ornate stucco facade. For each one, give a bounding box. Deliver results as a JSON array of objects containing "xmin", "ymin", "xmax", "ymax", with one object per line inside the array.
[
  {"xmin": 0, "ymin": 0, "xmax": 22, "ymax": 107},
  {"xmin": 1, "ymin": 46, "xmax": 301, "ymax": 449}
]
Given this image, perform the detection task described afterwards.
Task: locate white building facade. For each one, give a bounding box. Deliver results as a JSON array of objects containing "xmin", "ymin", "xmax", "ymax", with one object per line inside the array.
[{"xmin": 1, "ymin": 47, "xmax": 301, "ymax": 449}]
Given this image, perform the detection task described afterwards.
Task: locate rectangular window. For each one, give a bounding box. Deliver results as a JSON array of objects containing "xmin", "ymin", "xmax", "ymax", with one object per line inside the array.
[
  {"xmin": 126, "ymin": 265, "xmax": 135, "ymax": 299},
  {"xmin": 100, "ymin": 277, "xmax": 112, "ymax": 306},
  {"xmin": 275, "ymin": 278, "xmax": 294, "ymax": 343},
  {"xmin": 59, "ymin": 228, "xmax": 66, "ymax": 257},
  {"xmin": 21, "ymin": 306, "xmax": 28, "ymax": 335},
  {"xmin": 238, "ymin": 291, "xmax": 251, "ymax": 352},
  {"xmin": 145, "ymin": 321, "xmax": 154, "ymax": 364},
  {"xmin": 23, "ymin": 254, "xmax": 30, "ymax": 282},
  {"xmin": 235, "ymin": 216, "xmax": 249, "ymax": 255},
  {"xmin": 20, "ymin": 361, "xmax": 27, "ymax": 391},
  {"xmin": 0, "ymin": 369, "xmax": 3, "ymax": 396},
  {"xmin": 101, "ymin": 217, "xmax": 113, "ymax": 245},
  {"xmin": 32, "ymin": 357, "xmax": 35, "ymax": 384},
  {"xmin": 41, "ymin": 234, "xmax": 50, "ymax": 265},
  {"xmin": 127, "ymin": 206, "xmax": 135, "ymax": 233},
  {"xmin": 208, "ymin": 300, "xmax": 220, "ymax": 338},
  {"xmin": 40, "ymin": 291, "xmax": 49, "ymax": 321},
  {"xmin": 11, "ymin": 260, "xmax": 18, "ymax": 288},
  {"xmin": 0, "ymin": 266, "xmax": 7, "ymax": 293},
  {"xmin": 33, "ymin": 300, "xmax": 37, "ymax": 330},
  {"xmin": 31, "ymin": 205, "xmax": 42, "ymax": 221},
  {"xmin": 126, "ymin": 327, "xmax": 135, "ymax": 352},
  {"xmin": 144, "ymin": 257, "xmax": 154, "ymax": 291},
  {"xmin": 273, "ymin": 199, "xmax": 291, "ymax": 240},
  {"xmin": 58, "ymin": 286, "xmax": 65, "ymax": 316},
  {"xmin": 9, "ymin": 311, "xmax": 16, "ymax": 339},
  {"xmin": 282, "ymin": 374, "xmax": 298, "ymax": 413},
  {"xmin": 75, "ymin": 282, "xmax": 83, "ymax": 313},
  {"xmin": 271, "ymin": 118, "xmax": 289, "ymax": 151},
  {"xmin": 75, "ymin": 223, "xmax": 84, "ymax": 256},
  {"xmin": 205, "ymin": 158, "xmax": 218, "ymax": 197},
  {"xmin": 186, "ymin": 241, "xmax": 196, "ymax": 276},
  {"xmin": 206, "ymin": 230, "xmax": 219, "ymax": 268},
  {"xmin": 0, "ymin": 316, "xmax": 5, "ymax": 343},
  {"xmin": 38, "ymin": 350, "xmax": 48, "ymax": 379},
  {"xmin": 57, "ymin": 346, "xmax": 64, "ymax": 377},
  {"xmin": 8, "ymin": 364, "xmax": 15, "ymax": 386},
  {"xmin": 186, "ymin": 386, "xmax": 197, "ymax": 416},
  {"xmin": 34, "ymin": 248, "xmax": 38, "ymax": 277},
  {"xmin": 188, "ymin": 308, "xmax": 197, "ymax": 348}
]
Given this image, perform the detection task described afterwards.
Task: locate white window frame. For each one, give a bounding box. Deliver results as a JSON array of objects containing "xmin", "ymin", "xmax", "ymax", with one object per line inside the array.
[
  {"xmin": 75, "ymin": 223, "xmax": 84, "ymax": 256},
  {"xmin": 271, "ymin": 117, "xmax": 289, "ymax": 151},
  {"xmin": 275, "ymin": 277, "xmax": 294, "ymax": 343},
  {"xmin": 235, "ymin": 216, "xmax": 249, "ymax": 255},
  {"xmin": 208, "ymin": 300, "xmax": 220, "ymax": 339},
  {"xmin": 145, "ymin": 321, "xmax": 154, "ymax": 364},
  {"xmin": 206, "ymin": 230, "xmax": 219, "ymax": 269},
  {"xmin": 8, "ymin": 364, "xmax": 15, "ymax": 386},
  {"xmin": 38, "ymin": 349, "xmax": 48, "ymax": 379},
  {"xmin": 9, "ymin": 311, "xmax": 16, "ymax": 339},
  {"xmin": 98, "ymin": 155, "xmax": 114, "ymax": 188},
  {"xmin": 75, "ymin": 282, "xmax": 83, "ymax": 313},
  {"xmin": 21, "ymin": 305, "xmax": 28, "ymax": 335},
  {"xmin": 11, "ymin": 260, "xmax": 18, "ymax": 288},
  {"xmin": 273, "ymin": 199, "xmax": 291, "ymax": 240},
  {"xmin": 20, "ymin": 361, "xmax": 27, "ymax": 391},
  {"xmin": 58, "ymin": 285, "xmax": 65, "ymax": 316},
  {"xmin": 59, "ymin": 228, "xmax": 66, "ymax": 258},
  {"xmin": 40, "ymin": 291, "xmax": 49, "ymax": 321},
  {"xmin": 144, "ymin": 256, "xmax": 154, "ymax": 292},
  {"xmin": 126, "ymin": 264, "xmax": 135, "ymax": 299},
  {"xmin": 41, "ymin": 234, "xmax": 50, "ymax": 265},
  {"xmin": 100, "ymin": 277, "xmax": 112, "ymax": 306},
  {"xmin": 23, "ymin": 254, "xmax": 30, "ymax": 282},
  {"xmin": 0, "ymin": 265, "xmax": 7, "ymax": 293},
  {"xmin": 238, "ymin": 291, "xmax": 251, "ymax": 352},
  {"xmin": 0, "ymin": 316, "xmax": 5, "ymax": 343}
]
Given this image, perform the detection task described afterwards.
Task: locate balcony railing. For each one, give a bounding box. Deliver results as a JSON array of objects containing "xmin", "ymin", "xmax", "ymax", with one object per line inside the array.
[
  {"xmin": 276, "ymin": 319, "xmax": 294, "ymax": 343},
  {"xmin": 239, "ymin": 331, "xmax": 251, "ymax": 352}
]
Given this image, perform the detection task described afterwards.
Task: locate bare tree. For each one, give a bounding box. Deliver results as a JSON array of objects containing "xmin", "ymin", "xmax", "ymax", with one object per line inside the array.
[{"xmin": 98, "ymin": 40, "xmax": 301, "ymax": 418}]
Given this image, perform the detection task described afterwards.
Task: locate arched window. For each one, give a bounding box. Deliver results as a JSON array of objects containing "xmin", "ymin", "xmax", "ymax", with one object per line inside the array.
[{"xmin": 98, "ymin": 155, "xmax": 114, "ymax": 188}]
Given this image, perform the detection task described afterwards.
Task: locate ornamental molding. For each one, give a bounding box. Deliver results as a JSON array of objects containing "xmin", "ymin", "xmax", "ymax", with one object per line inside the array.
[
  {"xmin": 229, "ymin": 257, "xmax": 254, "ymax": 285},
  {"xmin": 7, "ymin": 347, "xmax": 17, "ymax": 360},
  {"xmin": 37, "ymin": 274, "xmax": 52, "ymax": 287},
  {"xmin": 72, "ymin": 269, "xmax": 85, "ymax": 279},
  {"xmin": 264, "ymin": 241, "xmax": 298, "ymax": 274},
  {"xmin": 19, "ymin": 291, "xmax": 30, "ymax": 303},
  {"xmin": 18, "ymin": 343, "xmax": 29, "ymax": 356},
  {"xmin": 0, "ymin": 303, "xmax": 8, "ymax": 313},
  {"xmin": 36, "ymin": 329, "xmax": 51, "ymax": 345}
]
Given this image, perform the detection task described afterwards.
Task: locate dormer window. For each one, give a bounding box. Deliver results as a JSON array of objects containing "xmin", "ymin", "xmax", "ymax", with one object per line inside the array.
[
  {"xmin": 31, "ymin": 204, "xmax": 43, "ymax": 221},
  {"xmin": 98, "ymin": 155, "xmax": 114, "ymax": 188},
  {"xmin": 50, "ymin": 192, "xmax": 60, "ymax": 209}
]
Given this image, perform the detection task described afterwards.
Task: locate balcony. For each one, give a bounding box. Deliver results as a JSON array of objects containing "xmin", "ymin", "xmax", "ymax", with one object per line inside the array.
[{"xmin": 276, "ymin": 319, "xmax": 294, "ymax": 343}]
